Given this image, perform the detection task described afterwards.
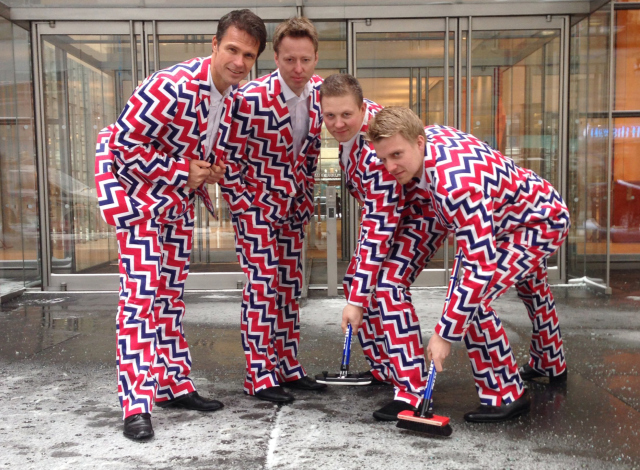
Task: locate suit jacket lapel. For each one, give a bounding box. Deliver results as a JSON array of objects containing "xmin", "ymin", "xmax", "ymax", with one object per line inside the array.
[
  {"xmin": 296, "ymin": 83, "xmax": 321, "ymax": 171},
  {"xmin": 195, "ymin": 57, "xmax": 212, "ymax": 161},
  {"xmin": 269, "ymin": 72, "xmax": 295, "ymax": 163}
]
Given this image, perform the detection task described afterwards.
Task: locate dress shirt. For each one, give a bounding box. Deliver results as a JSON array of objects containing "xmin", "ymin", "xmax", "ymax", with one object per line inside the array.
[
  {"xmin": 204, "ymin": 73, "xmax": 232, "ymax": 159},
  {"xmin": 278, "ymin": 70, "xmax": 312, "ymax": 157},
  {"xmin": 340, "ymin": 132, "xmax": 359, "ymax": 169}
]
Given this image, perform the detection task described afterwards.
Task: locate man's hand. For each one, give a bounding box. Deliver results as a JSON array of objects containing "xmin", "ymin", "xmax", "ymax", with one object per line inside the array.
[
  {"xmin": 341, "ymin": 304, "xmax": 364, "ymax": 334},
  {"xmin": 427, "ymin": 333, "xmax": 451, "ymax": 372},
  {"xmin": 205, "ymin": 161, "xmax": 227, "ymax": 185},
  {"xmin": 187, "ymin": 159, "xmax": 212, "ymax": 189}
]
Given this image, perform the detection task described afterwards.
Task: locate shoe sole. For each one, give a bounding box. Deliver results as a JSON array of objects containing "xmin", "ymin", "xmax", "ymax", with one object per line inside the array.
[
  {"xmin": 156, "ymin": 403, "xmax": 224, "ymax": 412},
  {"xmin": 464, "ymin": 406, "xmax": 530, "ymax": 423},
  {"xmin": 123, "ymin": 430, "xmax": 155, "ymax": 440},
  {"xmin": 255, "ymin": 397, "xmax": 294, "ymax": 404},
  {"xmin": 372, "ymin": 412, "xmax": 399, "ymax": 422},
  {"xmin": 520, "ymin": 367, "xmax": 567, "ymax": 384},
  {"xmin": 281, "ymin": 382, "xmax": 328, "ymax": 391}
]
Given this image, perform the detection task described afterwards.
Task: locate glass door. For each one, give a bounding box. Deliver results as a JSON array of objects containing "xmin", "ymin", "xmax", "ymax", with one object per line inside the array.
[
  {"xmin": 469, "ymin": 16, "xmax": 566, "ymax": 280},
  {"xmin": 350, "ymin": 16, "xmax": 567, "ymax": 287},
  {"xmin": 35, "ymin": 21, "xmax": 135, "ymax": 290},
  {"xmin": 35, "ymin": 21, "xmax": 247, "ymax": 290},
  {"xmin": 351, "ymin": 18, "xmax": 456, "ymax": 287}
]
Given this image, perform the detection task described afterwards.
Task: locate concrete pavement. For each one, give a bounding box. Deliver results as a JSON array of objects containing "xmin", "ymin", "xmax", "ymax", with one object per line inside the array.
[{"xmin": 1, "ymin": 287, "xmax": 639, "ymax": 469}]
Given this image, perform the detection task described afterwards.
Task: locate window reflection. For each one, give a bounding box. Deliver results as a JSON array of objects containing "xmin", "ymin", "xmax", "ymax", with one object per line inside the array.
[
  {"xmin": 43, "ymin": 35, "xmax": 131, "ymax": 274},
  {"xmin": 0, "ymin": 19, "xmax": 39, "ymax": 295}
]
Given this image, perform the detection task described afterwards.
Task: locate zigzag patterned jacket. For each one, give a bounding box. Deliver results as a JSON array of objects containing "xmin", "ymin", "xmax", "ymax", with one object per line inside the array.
[
  {"xmin": 424, "ymin": 126, "xmax": 571, "ymax": 342},
  {"xmin": 95, "ymin": 56, "xmax": 233, "ymax": 228},
  {"xmin": 342, "ymin": 100, "xmax": 405, "ymax": 307},
  {"xmin": 220, "ymin": 71, "xmax": 323, "ymax": 225}
]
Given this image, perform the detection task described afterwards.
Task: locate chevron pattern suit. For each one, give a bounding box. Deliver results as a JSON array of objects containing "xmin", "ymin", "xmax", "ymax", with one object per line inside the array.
[
  {"xmin": 95, "ymin": 57, "xmax": 235, "ymax": 418},
  {"xmin": 422, "ymin": 125, "xmax": 570, "ymax": 406},
  {"xmin": 221, "ymin": 71, "xmax": 323, "ymax": 395},
  {"xmin": 341, "ymin": 100, "xmax": 448, "ymax": 407}
]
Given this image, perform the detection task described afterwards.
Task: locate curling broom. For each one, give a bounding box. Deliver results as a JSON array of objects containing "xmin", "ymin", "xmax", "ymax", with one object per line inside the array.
[
  {"xmin": 396, "ymin": 249, "xmax": 463, "ymax": 436},
  {"xmin": 315, "ymin": 324, "xmax": 372, "ymax": 385}
]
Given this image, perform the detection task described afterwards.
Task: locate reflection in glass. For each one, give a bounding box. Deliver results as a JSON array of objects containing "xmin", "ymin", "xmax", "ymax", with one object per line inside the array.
[
  {"xmin": 615, "ymin": 10, "xmax": 640, "ymax": 112},
  {"xmin": 357, "ymin": 31, "xmax": 454, "ymax": 131},
  {"xmin": 0, "ymin": 19, "xmax": 39, "ymax": 294},
  {"xmin": 43, "ymin": 35, "xmax": 133, "ymax": 274},
  {"xmin": 470, "ymin": 28, "xmax": 562, "ymax": 269},
  {"xmin": 568, "ymin": 7, "xmax": 610, "ymax": 286},
  {"xmin": 356, "ymin": 30, "xmax": 453, "ymax": 273},
  {"xmin": 469, "ymin": 29, "xmax": 561, "ymax": 189}
]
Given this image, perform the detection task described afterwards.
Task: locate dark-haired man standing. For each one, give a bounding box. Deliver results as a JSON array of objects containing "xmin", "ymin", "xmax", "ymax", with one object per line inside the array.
[{"xmin": 95, "ymin": 9, "xmax": 267, "ymax": 440}]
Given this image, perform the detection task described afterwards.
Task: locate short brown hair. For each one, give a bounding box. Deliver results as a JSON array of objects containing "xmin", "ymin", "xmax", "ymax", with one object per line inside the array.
[
  {"xmin": 319, "ymin": 74, "xmax": 363, "ymax": 106},
  {"xmin": 273, "ymin": 17, "xmax": 319, "ymax": 54},
  {"xmin": 366, "ymin": 107, "xmax": 426, "ymax": 143},
  {"xmin": 217, "ymin": 9, "xmax": 267, "ymax": 56}
]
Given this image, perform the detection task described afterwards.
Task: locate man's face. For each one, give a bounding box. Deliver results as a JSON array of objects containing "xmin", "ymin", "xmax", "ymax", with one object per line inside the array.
[
  {"xmin": 321, "ymin": 95, "xmax": 367, "ymax": 143},
  {"xmin": 274, "ymin": 36, "xmax": 318, "ymax": 96},
  {"xmin": 373, "ymin": 133, "xmax": 426, "ymax": 185},
  {"xmin": 210, "ymin": 26, "xmax": 259, "ymax": 92}
]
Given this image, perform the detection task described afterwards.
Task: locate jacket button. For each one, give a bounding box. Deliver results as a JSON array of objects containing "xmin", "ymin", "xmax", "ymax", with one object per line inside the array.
[{"xmin": 289, "ymin": 191, "xmax": 296, "ymax": 198}]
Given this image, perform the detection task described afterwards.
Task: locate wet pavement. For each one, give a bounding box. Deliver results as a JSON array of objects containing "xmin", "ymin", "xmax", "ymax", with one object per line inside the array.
[{"xmin": 0, "ymin": 286, "xmax": 639, "ymax": 469}]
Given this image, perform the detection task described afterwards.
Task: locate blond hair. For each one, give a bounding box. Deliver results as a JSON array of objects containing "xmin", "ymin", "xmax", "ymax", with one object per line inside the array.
[
  {"xmin": 273, "ymin": 17, "xmax": 319, "ymax": 53},
  {"xmin": 366, "ymin": 107, "xmax": 425, "ymax": 143}
]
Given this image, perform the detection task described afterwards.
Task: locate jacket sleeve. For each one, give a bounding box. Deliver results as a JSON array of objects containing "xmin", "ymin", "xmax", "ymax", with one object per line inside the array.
[
  {"xmin": 219, "ymin": 92, "xmax": 255, "ymax": 216},
  {"xmin": 346, "ymin": 158, "xmax": 403, "ymax": 307},
  {"xmin": 109, "ymin": 76, "xmax": 190, "ymax": 187},
  {"xmin": 435, "ymin": 184, "xmax": 498, "ymax": 342}
]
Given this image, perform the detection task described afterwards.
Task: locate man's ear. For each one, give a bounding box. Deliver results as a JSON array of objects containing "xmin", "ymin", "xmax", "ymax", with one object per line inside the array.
[{"xmin": 416, "ymin": 134, "xmax": 426, "ymax": 151}]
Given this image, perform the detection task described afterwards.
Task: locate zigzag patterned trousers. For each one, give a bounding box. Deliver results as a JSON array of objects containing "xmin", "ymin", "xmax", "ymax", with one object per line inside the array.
[
  {"xmin": 115, "ymin": 206, "xmax": 196, "ymax": 419},
  {"xmin": 345, "ymin": 206, "xmax": 447, "ymax": 407},
  {"xmin": 233, "ymin": 208, "xmax": 306, "ymax": 395},
  {"xmin": 460, "ymin": 223, "xmax": 568, "ymax": 407}
]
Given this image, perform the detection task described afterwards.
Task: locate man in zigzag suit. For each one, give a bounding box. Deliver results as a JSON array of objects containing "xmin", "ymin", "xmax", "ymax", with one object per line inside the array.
[
  {"xmin": 321, "ymin": 74, "xmax": 447, "ymax": 421},
  {"xmin": 365, "ymin": 107, "xmax": 570, "ymax": 423},
  {"xmin": 94, "ymin": 10, "xmax": 267, "ymax": 440},
  {"xmin": 220, "ymin": 17, "xmax": 326, "ymax": 403}
]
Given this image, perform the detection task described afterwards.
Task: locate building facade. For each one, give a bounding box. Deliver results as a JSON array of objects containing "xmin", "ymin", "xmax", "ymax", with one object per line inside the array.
[{"xmin": 0, "ymin": 0, "xmax": 638, "ymax": 299}]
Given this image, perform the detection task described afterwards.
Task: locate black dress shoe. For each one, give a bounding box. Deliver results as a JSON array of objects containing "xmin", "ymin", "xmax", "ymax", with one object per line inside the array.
[
  {"xmin": 359, "ymin": 370, "xmax": 391, "ymax": 386},
  {"xmin": 519, "ymin": 364, "xmax": 567, "ymax": 383},
  {"xmin": 282, "ymin": 376, "xmax": 327, "ymax": 391},
  {"xmin": 123, "ymin": 413, "xmax": 154, "ymax": 440},
  {"xmin": 155, "ymin": 391, "xmax": 223, "ymax": 412},
  {"xmin": 255, "ymin": 386, "xmax": 295, "ymax": 404},
  {"xmin": 464, "ymin": 391, "xmax": 531, "ymax": 423},
  {"xmin": 373, "ymin": 400, "xmax": 417, "ymax": 421}
]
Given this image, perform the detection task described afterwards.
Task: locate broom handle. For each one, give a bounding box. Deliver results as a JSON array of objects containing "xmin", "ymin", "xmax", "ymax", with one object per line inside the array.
[
  {"xmin": 419, "ymin": 249, "xmax": 463, "ymax": 417},
  {"xmin": 340, "ymin": 324, "xmax": 353, "ymax": 375},
  {"xmin": 419, "ymin": 360, "xmax": 437, "ymax": 418}
]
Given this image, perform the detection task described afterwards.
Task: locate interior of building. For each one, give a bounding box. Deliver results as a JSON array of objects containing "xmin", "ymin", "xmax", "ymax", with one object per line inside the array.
[{"xmin": 0, "ymin": 0, "xmax": 638, "ymax": 300}]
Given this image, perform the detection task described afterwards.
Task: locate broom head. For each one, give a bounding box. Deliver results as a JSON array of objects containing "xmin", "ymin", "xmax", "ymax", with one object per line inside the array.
[
  {"xmin": 396, "ymin": 410, "xmax": 453, "ymax": 437},
  {"xmin": 315, "ymin": 372, "xmax": 372, "ymax": 386}
]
